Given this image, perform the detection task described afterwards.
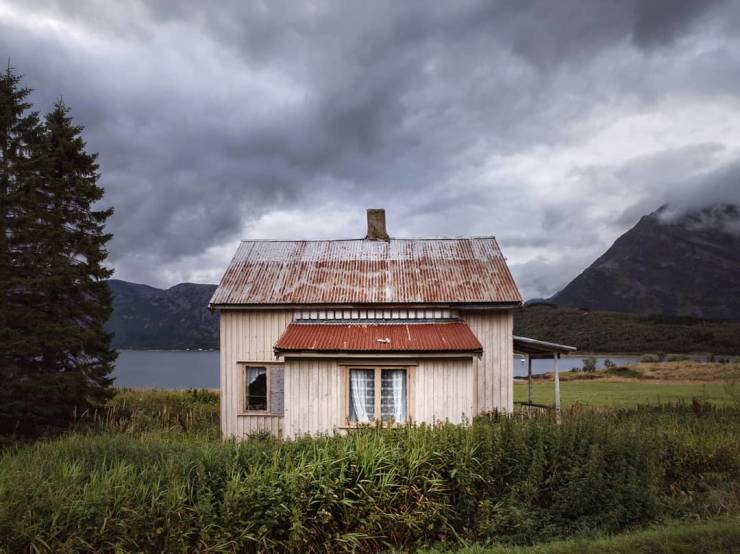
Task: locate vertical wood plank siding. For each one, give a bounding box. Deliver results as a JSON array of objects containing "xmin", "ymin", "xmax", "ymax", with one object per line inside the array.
[
  {"xmin": 220, "ymin": 309, "xmax": 513, "ymax": 439},
  {"xmin": 461, "ymin": 311, "xmax": 514, "ymax": 413},
  {"xmin": 283, "ymin": 359, "xmax": 343, "ymax": 438},
  {"xmin": 220, "ymin": 310, "xmax": 293, "ymax": 438},
  {"xmin": 412, "ymin": 358, "xmax": 475, "ymax": 424},
  {"xmin": 283, "ymin": 358, "xmax": 475, "ymax": 438}
]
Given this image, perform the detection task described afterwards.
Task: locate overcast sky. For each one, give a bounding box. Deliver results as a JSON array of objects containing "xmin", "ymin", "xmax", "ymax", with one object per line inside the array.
[{"xmin": 3, "ymin": 0, "xmax": 739, "ymax": 298}]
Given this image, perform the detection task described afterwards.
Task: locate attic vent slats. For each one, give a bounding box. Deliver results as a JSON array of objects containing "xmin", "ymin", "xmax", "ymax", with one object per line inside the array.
[{"xmin": 291, "ymin": 309, "xmax": 461, "ymax": 322}]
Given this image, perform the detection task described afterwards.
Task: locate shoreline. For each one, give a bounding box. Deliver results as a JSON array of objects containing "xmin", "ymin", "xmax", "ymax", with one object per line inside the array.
[
  {"xmin": 118, "ymin": 350, "xmax": 735, "ymax": 356},
  {"xmin": 116, "ymin": 348, "xmax": 218, "ymax": 353}
]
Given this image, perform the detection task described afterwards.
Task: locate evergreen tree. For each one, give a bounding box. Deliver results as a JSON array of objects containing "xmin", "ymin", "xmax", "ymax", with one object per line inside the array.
[
  {"xmin": 0, "ymin": 67, "xmax": 116, "ymax": 436},
  {"xmin": 0, "ymin": 65, "xmax": 47, "ymax": 435}
]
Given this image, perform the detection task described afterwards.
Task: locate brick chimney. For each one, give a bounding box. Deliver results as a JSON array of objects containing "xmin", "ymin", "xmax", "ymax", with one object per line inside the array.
[{"xmin": 366, "ymin": 208, "xmax": 389, "ymax": 240}]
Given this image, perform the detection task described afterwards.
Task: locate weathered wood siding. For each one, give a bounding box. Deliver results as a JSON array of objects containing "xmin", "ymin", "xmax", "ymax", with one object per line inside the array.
[
  {"xmin": 219, "ymin": 310, "xmax": 293, "ymax": 438},
  {"xmin": 220, "ymin": 309, "xmax": 514, "ymax": 439},
  {"xmin": 234, "ymin": 414, "xmax": 284, "ymax": 437},
  {"xmin": 412, "ymin": 358, "xmax": 475, "ymax": 424},
  {"xmin": 283, "ymin": 358, "xmax": 343, "ymax": 438},
  {"xmin": 282, "ymin": 358, "xmax": 475, "ymax": 438},
  {"xmin": 461, "ymin": 311, "xmax": 514, "ymax": 413}
]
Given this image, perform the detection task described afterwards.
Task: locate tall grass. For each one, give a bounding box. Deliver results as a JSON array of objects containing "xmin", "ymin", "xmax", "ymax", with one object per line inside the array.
[
  {"xmin": 76, "ymin": 388, "xmax": 220, "ymax": 439},
  {"xmin": 1, "ymin": 404, "xmax": 738, "ymax": 552}
]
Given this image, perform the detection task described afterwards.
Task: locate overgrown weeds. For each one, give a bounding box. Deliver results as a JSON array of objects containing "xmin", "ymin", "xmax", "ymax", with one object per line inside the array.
[
  {"xmin": 75, "ymin": 388, "xmax": 220, "ymax": 438},
  {"xmin": 0, "ymin": 403, "xmax": 738, "ymax": 552}
]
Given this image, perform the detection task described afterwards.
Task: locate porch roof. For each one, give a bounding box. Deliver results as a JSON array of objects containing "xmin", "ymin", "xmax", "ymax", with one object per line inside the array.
[
  {"xmin": 513, "ymin": 335, "xmax": 577, "ymax": 358},
  {"xmin": 274, "ymin": 321, "xmax": 483, "ymax": 354}
]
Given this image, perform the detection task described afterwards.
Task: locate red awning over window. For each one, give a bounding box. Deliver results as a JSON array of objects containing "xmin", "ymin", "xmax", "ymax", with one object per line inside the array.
[{"xmin": 274, "ymin": 322, "xmax": 482, "ymax": 354}]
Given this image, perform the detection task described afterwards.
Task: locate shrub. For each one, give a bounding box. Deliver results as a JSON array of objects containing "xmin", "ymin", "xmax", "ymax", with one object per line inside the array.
[
  {"xmin": 582, "ymin": 357, "xmax": 597, "ymax": 372},
  {"xmin": 667, "ymin": 355, "xmax": 691, "ymax": 362},
  {"xmin": 604, "ymin": 359, "xmax": 616, "ymax": 369},
  {"xmin": 604, "ymin": 366, "xmax": 641, "ymax": 378},
  {"xmin": 640, "ymin": 354, "xmax": 660, "ymax": 363}
]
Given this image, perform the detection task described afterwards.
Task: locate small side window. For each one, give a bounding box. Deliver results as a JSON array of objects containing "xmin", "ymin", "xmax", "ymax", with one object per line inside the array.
[{"xmin": 245, "ymin": 366, "xmax": 268, "ymax": 411}]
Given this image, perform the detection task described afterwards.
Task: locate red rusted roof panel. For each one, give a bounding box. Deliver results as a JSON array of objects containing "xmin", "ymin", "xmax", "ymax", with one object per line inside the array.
[
  {"xmin": 274, "ymin": 322, "xmax": 483, "ymax": 353},
  {"xmin": 210, "ymin": 238, "xmax": 522, "ymax": 305}
]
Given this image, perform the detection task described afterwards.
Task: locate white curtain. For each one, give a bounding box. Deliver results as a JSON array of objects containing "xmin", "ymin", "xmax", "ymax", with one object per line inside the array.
[
  {"xmin": 247, "ymin": 367, "xmax": 264, "ymax": 385},
  {"xmin": 386, "ymin": 370, "xmax": 406, "ymax": 422},
  {"xmin": 350, "ymin": 369, "xmax": 373, "ymax": 422}
]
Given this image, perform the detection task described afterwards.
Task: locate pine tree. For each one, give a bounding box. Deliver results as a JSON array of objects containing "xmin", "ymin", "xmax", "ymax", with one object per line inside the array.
[
  {"xmin": 0, "ymin": 67, "xmax": 116, "ymax": 436},
  {"xmin": 35, "ymin": 100, "xmax": 117, "ymax": 425},
  {"xmin": 0, "ymin": 65, "xmax": 47, "ymax": 435}
]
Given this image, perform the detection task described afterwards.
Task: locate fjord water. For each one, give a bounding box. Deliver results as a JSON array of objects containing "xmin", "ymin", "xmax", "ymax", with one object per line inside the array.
[
  {"xmin": 113, "ymin": 350, "xmax": 220, "ymax": 389},
  {"xmin": 513, "ymin": 355, "xmax": 640, "ymax": 376},
  {"xmin": 113, "ymin": 350, "xmax": 640, "ymax": 389}
]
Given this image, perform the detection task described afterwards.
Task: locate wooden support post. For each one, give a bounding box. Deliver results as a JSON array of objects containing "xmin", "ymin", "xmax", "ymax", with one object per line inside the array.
[
  {"xmin": 554, "ymin": 352, "xmax": 561, "ymax": 424},
  {"xmin": 527, "ymin": 355, "xmax": 533, "ymax": 405}
]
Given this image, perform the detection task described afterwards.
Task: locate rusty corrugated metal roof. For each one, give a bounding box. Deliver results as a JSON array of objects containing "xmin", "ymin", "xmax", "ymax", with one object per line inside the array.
[
  {"xmin": 274, "ymin": 322, "xmax": 483, "ymax": 353},
  {"xmin": 210, "ymin": 238, "xmax": 522, "ymax": 306}
]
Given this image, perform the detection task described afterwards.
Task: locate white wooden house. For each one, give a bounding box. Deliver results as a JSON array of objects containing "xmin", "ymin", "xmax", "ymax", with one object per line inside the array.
[{"xmin": 209, "ymin": 209, "xmax": 527, "ymax": 439}]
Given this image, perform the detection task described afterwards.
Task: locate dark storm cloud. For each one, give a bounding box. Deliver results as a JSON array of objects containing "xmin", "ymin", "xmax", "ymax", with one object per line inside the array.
[
  {"xmin": 632, "ymin": 0, "xmax": 724, "ymax": 47},
  {"xmin": 2, "ymin": 0, "xmax": 739, "ymax": 295},
  {"xmin": 659, "ymin": 160, "xmax": 740, "ymax": 221}
]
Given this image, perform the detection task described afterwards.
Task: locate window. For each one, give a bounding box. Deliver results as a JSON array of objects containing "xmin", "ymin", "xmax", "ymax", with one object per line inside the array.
[
  {"xmin": 348, "ymin": 367, "xmax": 408, "ymax": 424},
  {"xmin": 239, "ymin": 363, "xmax": 284, "ymax": 415},
  {"xmin": 245, "ymin": 366, "xmax": 268, "ymax": 411}
]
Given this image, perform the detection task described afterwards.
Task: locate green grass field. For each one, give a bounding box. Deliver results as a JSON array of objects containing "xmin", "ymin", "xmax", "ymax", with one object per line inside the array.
[
  {"xmin": 424, "ymin": 518, "xmax": 740, "ymax": 553},
  {"xmin": 514, "ymin": 381, "xmax": 735, "ymax": 407}
]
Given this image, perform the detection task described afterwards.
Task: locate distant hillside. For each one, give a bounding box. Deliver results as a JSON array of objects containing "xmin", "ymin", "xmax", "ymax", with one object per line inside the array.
[
  {"xmin": 514, "ymin": 305, "xmax": 740, "ymax": 355},
  {"xmin": 551, "ymin": 204, "xmax": 740, "ymax": 320},
  {"xmin": 107, "ymin": 280, "xmax": 218, "ymax": 349}
]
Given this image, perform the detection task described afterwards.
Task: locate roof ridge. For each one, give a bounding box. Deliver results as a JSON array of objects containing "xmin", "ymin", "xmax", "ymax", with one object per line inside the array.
[{"xmin": 239, "ymin": 236, "xmax": 498, "ymax": 243}]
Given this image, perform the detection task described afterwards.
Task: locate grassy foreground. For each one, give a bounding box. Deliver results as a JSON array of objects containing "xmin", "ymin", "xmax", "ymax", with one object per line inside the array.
[
  {"xmin": 1, "ymin": 394, "xmax": 739, "ymax": 552},
  {"xmin": 424, "ymin": 518, "xmax": 740, "ymax": 553}
]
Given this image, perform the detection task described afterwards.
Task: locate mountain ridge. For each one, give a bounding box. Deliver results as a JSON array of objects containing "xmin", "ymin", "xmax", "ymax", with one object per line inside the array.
[
  {"xmin": 550, "ymin": 204, "xmax": 740, "ymax": 320},
  {"xmin": 107, "ymin": 279, "xmax": 218, "ymax": 350}
]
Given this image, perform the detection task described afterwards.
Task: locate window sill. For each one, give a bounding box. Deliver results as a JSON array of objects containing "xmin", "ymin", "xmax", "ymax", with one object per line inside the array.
[
  {"xmin": 237, "ymin": 411, "xmax": 280, "ymax": 417},
  {"xmin": 338, "ymin": 421, "xmax": 408, "ymax": 429}
]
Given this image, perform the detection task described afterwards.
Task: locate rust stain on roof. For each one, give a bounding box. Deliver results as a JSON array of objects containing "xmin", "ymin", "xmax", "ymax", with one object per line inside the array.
[
  {"xmin": 210, "ymin": 238, "xmax": 522, "ymax": 306},
  {"xmin": 274, "ymin": 322, "xmax": 483, "ymax": 353}
]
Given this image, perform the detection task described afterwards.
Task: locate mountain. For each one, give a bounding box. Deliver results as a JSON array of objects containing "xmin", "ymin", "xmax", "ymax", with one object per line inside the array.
[
  {"xmin": 551, "ymin": 204, "xmax": 740, "ymax": 320},
  {"xmin": 107, "ymin": 279, "xmax": 218, "ymax": 349}
]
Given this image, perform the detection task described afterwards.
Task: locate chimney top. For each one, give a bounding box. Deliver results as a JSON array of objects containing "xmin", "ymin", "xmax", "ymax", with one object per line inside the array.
[{"xmin": 366, "ymin": 208, "xmax": 389, "ymax": 241}]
